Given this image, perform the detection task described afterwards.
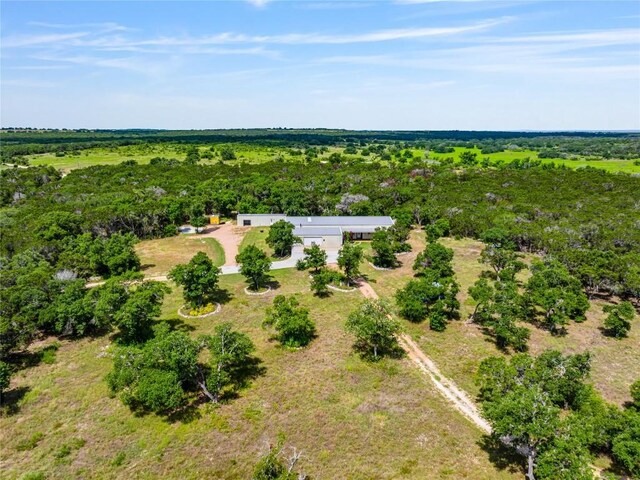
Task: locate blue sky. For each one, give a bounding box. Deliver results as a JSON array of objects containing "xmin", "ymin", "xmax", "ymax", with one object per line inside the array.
[{"xmin": 1, "ymin": 0, "xmax": 639, "ymax": 130}]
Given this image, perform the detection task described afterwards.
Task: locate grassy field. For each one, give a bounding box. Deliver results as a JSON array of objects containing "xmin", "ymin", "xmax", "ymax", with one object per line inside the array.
[
  {"xmin": 26, "ymin": 143, "xmax": 302, "ymax": 171},
  {"xmin": 135, "ymin": 235, "xmax": 225, "ymax": 276},
  {"xmin": 238, "ymin": 227, "xmax": 279, "ymax": 259},
  {"xmin": 28, "ymin": 144, "xmax": 185, "ymax": 170},
  {"xmin": 427, "ymin": 146, "xmax": 640, "ymax": 173},
  {"xmin": 24, "ymin": 143, "xmax": 640, "ymax": 173},
  {"xmin": 362, "ymin": 231, "xmax": 639, "ymax": 406},
  {"xmin": 0, "ymin": 268, "xmax": 522, "ymax": 480}
]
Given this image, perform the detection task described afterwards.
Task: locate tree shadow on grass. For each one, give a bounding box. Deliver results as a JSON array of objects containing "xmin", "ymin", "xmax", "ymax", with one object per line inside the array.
[
  {"xmin": 478, "ymin": 326, "xmax": 530, "ymax": 353},
  {"xmin": 221, "ymin": 356, "xmax": 267, "ymax": 402},
  {"xmin": 8, "ymin": 342, "xmax": 62, "ymax": 371},
  {"xmin": 312, "ymin": 289, "xmax": 333, "ymax": 299},
  {"xmin": 161, "ymin": 318, "xmax": 196, "ymax": 333},
  {"xmin": 356, "ymin": 274, "xmax": 374, "ymax": 285},
  {"xmin": 601, "ymin": 458, "xmax": 636, "ymax": 479},
  {"xmin": 266, "ymin": 278, "xmax": 280, "ymax": 291},
  {"xmin": 0, "ymin": 386, "xmax": 31, "ymax": 417},
  {"xmin": 209, "ymin": 288, "xmax": 233, "ymax": 305},
  {"xmin": 477, "ymin": 435, "xmax": 524, "ymax": 476},
  {"xmin": 351, "ymin": 342, "xmax": 405, "ymax": 362},
  {"xmin": 165, "ymin": 397, "xmax": 204, "ymax": 424},
  {"xmin": 8, "ymin": 350, "xmax": 46, "ymax": 371}
]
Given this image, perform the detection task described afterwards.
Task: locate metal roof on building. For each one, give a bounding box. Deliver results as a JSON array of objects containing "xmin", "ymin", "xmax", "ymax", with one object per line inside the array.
[
  {"xmin": 293, "ymin": 226, "xmax": 343, "ymax": 237},
  {"xmin": 237, "ymin": 213, "xmax": 286, "ymax": 217},
  {"xmin": 286, "ymin": 216, "xmax": 394, "ymax": 227}
]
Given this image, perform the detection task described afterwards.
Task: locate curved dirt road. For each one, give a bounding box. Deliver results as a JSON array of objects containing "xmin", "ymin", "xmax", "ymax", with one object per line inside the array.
[{"xmin": 198, "ymin": 223, "xmax": 248, "ymax": 266}]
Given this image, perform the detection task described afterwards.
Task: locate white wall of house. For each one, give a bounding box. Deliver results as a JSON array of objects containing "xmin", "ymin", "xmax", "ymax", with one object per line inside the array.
[
  {"xmin": 322, "ymin": 234, "xmax": 343, "ymax": 248},
  {"xmin": 237, "ymin": 214, "xmax": 286, "ymax": 227}
]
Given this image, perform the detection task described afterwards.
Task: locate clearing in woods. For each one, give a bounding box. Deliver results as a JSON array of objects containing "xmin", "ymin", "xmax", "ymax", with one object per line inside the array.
[{"xmin": 135, "ymin": 235, "xmax": 225, "ymax": 276}]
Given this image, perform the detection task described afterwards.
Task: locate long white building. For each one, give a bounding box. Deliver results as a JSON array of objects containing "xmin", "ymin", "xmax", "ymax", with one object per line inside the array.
[{"xmin": 236, "ymin": 214, "xmax": 394, "ymax": 247}]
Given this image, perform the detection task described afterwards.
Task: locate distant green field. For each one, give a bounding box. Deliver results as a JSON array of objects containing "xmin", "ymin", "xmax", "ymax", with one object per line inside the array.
[
  {"xmin": 25, "ymin": 143, "xmax": 640, "ymax": 173},
  {"xmin": 428, "ymin": 146, "xmax": 640, "ymax": 173},
  {"xmin": 26, "ymin": 143, "xmax": 304, "ymax": 170},
  {"xmin": 28, "ymin": 144, "xmax": 183, "ymax": 169}
]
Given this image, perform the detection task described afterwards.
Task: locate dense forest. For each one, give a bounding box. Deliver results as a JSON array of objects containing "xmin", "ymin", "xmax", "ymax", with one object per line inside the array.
[{"xmin": 2, "ymin": 155, "xmax": 638, "ymax": 354}]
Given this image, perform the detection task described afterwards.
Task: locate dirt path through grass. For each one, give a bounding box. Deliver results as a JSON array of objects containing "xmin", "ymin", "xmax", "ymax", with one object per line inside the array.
[{"xmin": 357, "ymin": 279, "xmax": 492, "ymax": 433}]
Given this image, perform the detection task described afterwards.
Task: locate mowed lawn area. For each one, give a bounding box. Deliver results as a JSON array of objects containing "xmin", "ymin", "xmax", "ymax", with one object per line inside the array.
[
  {"xmin": 0, "ymin": 268, "xmax": 521, "ymax": 480},
  {"xmin": 135, "ymin": 235, "xmax": 225, "ymax": 276},
  {"xmin": 238, "ymin": 227, "xmax": 278, "ymax": 259},
  {"xmin": 362, "ymin": 231, "xmax": 640, "ymax": 406}
]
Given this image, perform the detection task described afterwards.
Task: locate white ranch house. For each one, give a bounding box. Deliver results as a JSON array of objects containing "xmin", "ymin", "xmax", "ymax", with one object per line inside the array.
[{"xmin": 236, "ymin": 214, "xmax": 394, "ymax": 248}]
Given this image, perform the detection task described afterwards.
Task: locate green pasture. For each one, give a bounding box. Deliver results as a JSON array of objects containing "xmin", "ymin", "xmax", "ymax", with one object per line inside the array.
[
  {"xmin": 24, "ymin": 143, "xmax": 640, "ymax": 173},
  {"xmin": 427, "ymin": 146, "xmax": 640, "ymax": 172}
]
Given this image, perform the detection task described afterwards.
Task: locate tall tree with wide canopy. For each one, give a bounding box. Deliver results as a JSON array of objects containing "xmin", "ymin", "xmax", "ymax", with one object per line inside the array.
[
  {"xmin": 476, "ymin": 351, "xmax": 597, "ymax": 480},
  {"xmin": 113, "ymin": 281, "xmax": 170, "ymax": 344},
  {"xmin": 169, "ymin": 252, "xmax": 221, "ymax": 308},
  {"xmin": 263, "ymin": 295, "xmax": 316, "ymax": 347},
  {"xmin": 201, "ymin": 322, "xmax": 256, "ymax": 403},
  {"xmin": 301, "ymin": 244, "xmax": 327, "ymax": 273},
  {"xmin": 236, "ymin": 245, "xmax": 272, "ymax": 291},
  {"xmin": 413, "ymin": 241, "xmax": 454, "ymax": 278},
  {"xmin": 345, "ymin": 299, "xmax": 400, "ymax": 360},
  {"xmin": 266, "ymin": 220, "xmax": 300, "ymax": 258},
  {"xmin": 525, "ymin": 260, "xmax": 590, "ymax": 334}
]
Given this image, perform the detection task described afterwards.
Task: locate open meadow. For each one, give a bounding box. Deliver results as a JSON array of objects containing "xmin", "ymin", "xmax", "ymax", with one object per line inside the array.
[
  {"xmin": 21, "ymin": 142, "xmax": 640, "ymax": 173},
  {"xmin": 135, "ymin": 236, "xmax": 225, "ymax": 277},
  {"xmin": 1, "ymin": 267, "xmax": 523, "ymax": 480}
]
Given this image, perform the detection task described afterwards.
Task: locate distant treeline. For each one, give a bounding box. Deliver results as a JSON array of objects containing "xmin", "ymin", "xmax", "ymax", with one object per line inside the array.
[{"xmin": 2, "ymin": 128, "xmax": 639, "ymax": 145}]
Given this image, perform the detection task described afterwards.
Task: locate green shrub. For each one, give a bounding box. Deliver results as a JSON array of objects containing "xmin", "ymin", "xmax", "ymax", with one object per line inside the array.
[
  {"xmin": 54, "ymin": 437, "xmax": 85, "ymax": 459},
  {"xmin": 16, "ymin": 432, "xmax": 44, "ymax": 451},
  {"xmin": 111, "ymin": 451, "xmax": 126, "ymax": 467},
  {"xmin": 19, "ymin": 473, "xmax": 45, "ymax": 480},
  {"xmin": 41, "ymin": 343, "xmax": 60, "ymax": 364}
]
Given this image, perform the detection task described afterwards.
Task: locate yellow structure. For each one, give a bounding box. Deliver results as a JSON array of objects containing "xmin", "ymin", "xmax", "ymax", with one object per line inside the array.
[{"xmin": 209, "ymin": 214, "xmax": 220, "ymax": 225}]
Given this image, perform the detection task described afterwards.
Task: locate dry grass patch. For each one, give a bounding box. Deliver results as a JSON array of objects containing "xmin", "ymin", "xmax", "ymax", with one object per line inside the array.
[{"xmin": 135, "ymin": 235, "xmax": 225, "ymax": 276}]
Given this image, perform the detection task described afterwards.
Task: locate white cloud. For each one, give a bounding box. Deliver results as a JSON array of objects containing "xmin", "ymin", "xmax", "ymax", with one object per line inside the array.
[
  {"xmin": 5, "ymin": 65, "xmax": 69, "ymax": 71},
  {"xmin": 30, "ymin": 54, "xmax": 173, "ymax": 75},
  {"xmin": 245, "ymin": 0, "xmax": 271, "ymax": 7},
  {"xmin": 1, "ymin": 79, "xmax": 58, "ymax": 88},
  {"xmin": 496, "ymin": 29, "xmax": 640, "ymax": 46},
  {"xmin": 2, "ymin": 18, "xmax": 509, "ymax": 51},
  {"xmin": 2, "ymin": 32, "xmax": 89, "ymax": 48},
  {"xmin": 27, "ymin": 21, "xmax": 130, "ymax": 32}
]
